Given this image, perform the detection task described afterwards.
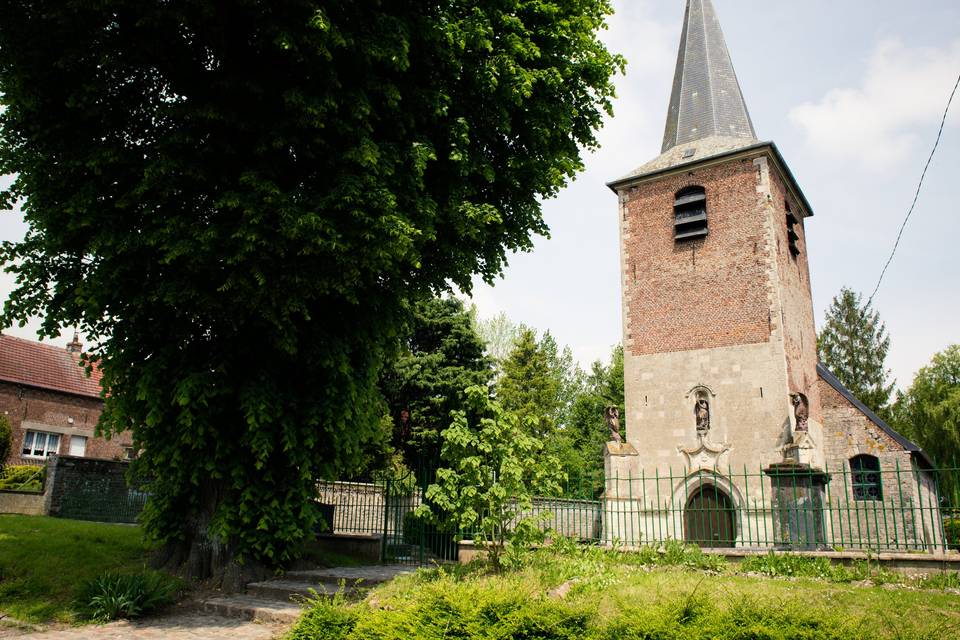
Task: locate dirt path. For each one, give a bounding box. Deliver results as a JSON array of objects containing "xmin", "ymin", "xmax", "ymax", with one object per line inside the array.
[{"xmin": 0, "ymin": 611, "xmax": 288, "ymax": 640}]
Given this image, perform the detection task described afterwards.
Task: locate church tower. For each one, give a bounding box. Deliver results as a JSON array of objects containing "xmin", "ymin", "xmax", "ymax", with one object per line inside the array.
[{"xmin": 605, "ymin": 0, "xmax": 822, "ymax": 546}]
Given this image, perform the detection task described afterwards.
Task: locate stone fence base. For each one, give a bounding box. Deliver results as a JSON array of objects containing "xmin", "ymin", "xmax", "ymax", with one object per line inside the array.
[{"xmin": 456, "ymin": 540, "xmax": 960, "ymax": 575}]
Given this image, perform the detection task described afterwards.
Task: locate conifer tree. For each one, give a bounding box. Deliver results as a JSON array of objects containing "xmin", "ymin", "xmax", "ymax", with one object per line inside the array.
[
  {"xmin": 818, "ymin": 287, "xmax": 895, "ymax": 418},
  {"xmin": 496, "ymin": 327, "xmax": 561, "ymax": 439},
  {"xmin": 380, "ymin": 296, "xmax": 494, "ymax": 463}
]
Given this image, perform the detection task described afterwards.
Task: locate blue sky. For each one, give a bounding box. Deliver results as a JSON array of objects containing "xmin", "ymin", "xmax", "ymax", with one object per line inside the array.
[
  {"xmin": 467, "ymin": 0, "xmax": 960, "ymax": 389},
  {"xmin": 1, "ymin": 0, "xmax": 957, "ymax": 390}
]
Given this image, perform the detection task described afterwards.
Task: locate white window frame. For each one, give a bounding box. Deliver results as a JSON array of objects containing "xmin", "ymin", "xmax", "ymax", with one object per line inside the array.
[
  {"xmin": 21, "ymin": 430, "xmax": 61, "ymax": 459},
  {"xmin": 69, "ymin": 435, "xmax": 88, "ymax": 457}
]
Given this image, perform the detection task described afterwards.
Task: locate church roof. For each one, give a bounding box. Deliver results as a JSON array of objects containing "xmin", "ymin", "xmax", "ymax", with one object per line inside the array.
[
  {"xmin": 816, "ymin": 363, "xmax": 932, "ymax": 468},
  {"xmin": 662, "ymin": 0, "xmax": 756, "ymax": 154},
  {"xmin": 612, "ymin": 0, "xmax": 761, "ymax": 183}
]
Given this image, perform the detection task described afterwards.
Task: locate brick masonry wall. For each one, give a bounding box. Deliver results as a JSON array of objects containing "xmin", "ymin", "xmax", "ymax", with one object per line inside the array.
[
  {"xmin": 620, "ymin": 156, "xmax": 772, "ymax": 356},
  {"xmin": 0, "ymin": 381, "xmax": 132, "ymax": 466},
  {"xmin": 767, "ymin": 168, "xmax": 821, "ymax": 423}
]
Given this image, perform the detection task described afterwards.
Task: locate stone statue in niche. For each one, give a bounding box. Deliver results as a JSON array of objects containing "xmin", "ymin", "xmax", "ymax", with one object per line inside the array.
[
  {"xmin": 695, "ymin": 396, "xmax": 710, "ymax": 436},
  {"xmin": 791, "ymin": 394, "xmax": 809, "ymax": 432},
  {"xmin": 605, "ymin": 406, "xmax": 622, "ymax": 444}
]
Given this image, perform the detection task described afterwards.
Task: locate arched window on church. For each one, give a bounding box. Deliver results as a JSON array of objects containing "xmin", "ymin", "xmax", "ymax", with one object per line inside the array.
[
  {"xmin": 850, "ymin": 455, "xmax": 883, "ymax": 501},
  {"xmin": 674, "ymin": 186, "xmax": 708, "ymax": 241}
]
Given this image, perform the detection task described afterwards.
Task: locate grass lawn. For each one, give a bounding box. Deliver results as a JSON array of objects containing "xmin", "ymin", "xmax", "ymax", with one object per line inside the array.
[
  {"xmin": 0, "ymin": 514, "xmax": 154, "ymax": 623},
  {"xmin": 290, "ymin": 543, "xmax": 960, "ymax": 640}
]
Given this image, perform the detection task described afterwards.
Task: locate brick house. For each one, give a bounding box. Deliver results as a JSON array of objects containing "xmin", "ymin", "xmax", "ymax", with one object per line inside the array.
[
  {"xmin": 0, "ymin": 333, "xmax": 131, "ymax": 465},
  {"xmin": 602, "ymin": 0, "xmax": 942, "ymax": 551}
]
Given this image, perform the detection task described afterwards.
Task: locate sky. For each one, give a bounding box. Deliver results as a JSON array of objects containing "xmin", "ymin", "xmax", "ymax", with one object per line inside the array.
[{"xmin": 0, "ymin": 0, "xmax": 958, "ymax": 390}]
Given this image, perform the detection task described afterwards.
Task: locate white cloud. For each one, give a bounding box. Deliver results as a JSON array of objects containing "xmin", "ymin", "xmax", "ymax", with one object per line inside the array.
[{"xmin": 789, "ymin": 38, "xmax": 960, "ymax": 170}]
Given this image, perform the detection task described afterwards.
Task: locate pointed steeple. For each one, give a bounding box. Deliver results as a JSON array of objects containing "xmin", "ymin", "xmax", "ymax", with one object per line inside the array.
[{"xmin": 661, "ymin": 0, "xmax": 756, "ymax": 153}]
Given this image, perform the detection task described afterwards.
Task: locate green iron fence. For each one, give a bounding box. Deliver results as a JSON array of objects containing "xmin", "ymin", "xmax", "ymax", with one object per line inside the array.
[{"xmin": 320, "ymin": 461, "xmax": 959, "ymax": 561}]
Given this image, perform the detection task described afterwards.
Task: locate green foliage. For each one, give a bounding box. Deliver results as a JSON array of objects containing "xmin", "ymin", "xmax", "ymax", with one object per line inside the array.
[
  {"xmin": 944, "ymin": 515, "xmax": 960, "ymax": 549},
  {"xmin": 496, "ymin": 327, "xmax": 563, "ymax": 438},
  {"xmin": 288, "ymin": 591, "xmax": 358, "ymax": 640},
  {"xmin": 0, "ymin": 1, "xmax": 622, "ymax": 573},
  {"xmin": 0, "ymin": 465, "xmax": 46, "ymax": 492},
  {"xmin": 558, "ymin": 345, "xmax": 625, "ymax": 486},
  {"xmin": 418, "ymin": 385, "xmax": 565, "ymax": 571},
  {"xmin": 818, "ymin": 287, "xmax": 895, "ymax": 418},
  {"xmin": 381, "ymin": 296, "xmax": 493, "ymax": 462},
  {"xmin": 75, "ymin": 571, "xmax": 180, "ymax": 622},
  {"xmin": 891, "ymin": 345, "xmax": 960, "ymax": 499},
  {"xmin": 473, "ymin": 311, "xmax": 519, "ymax": 372},
  {"xmin": 0, "ymin": 415, "xmax": 11, "ymax": 468}
]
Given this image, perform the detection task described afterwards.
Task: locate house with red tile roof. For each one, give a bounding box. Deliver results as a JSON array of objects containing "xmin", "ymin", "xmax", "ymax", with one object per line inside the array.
[{"xmin": 0, "ymin": 333, "xmax": 132, "ymax": 465}]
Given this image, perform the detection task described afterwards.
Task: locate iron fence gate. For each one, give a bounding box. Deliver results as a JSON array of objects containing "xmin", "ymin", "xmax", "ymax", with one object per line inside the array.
[{"xmin": 380, "ymin": 463, "xmax": 459, "ymax": 565}]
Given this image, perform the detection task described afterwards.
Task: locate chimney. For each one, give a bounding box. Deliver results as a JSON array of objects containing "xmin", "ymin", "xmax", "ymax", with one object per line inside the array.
[{"xmin": 66, "ymin": 331, "xmax": 83, "ymax": 354}]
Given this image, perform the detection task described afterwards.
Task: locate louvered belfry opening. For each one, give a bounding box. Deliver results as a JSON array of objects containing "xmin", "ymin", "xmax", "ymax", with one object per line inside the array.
[{"xmin": 674, "ymin": 186, "xmax": 708, "ymax": 241}]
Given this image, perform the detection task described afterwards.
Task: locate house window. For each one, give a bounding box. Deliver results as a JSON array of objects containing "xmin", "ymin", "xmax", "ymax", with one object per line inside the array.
[
  {"xmin": 674, "ymin": 186, "xmax": 708, "ymax": 241},
  {"xmin": 851, "ymin": 455, "xmax": 882, "ymax": 501},
  {"xmin": 69, "ymin": 435, "xmax": 87, "ymax": 457},
  {"xmin": 21, "ymin": 430, "xmax": 61, "ymax": 458},
  {"xmin": 786, "ymin": 201, "xmax": 800, "ymax": 257}
]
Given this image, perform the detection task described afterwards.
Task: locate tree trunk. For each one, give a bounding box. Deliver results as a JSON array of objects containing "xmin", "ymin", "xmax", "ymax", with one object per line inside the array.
[{"xmin": 150, "ymin": 479, "xmax": 271, "ymax": 591}]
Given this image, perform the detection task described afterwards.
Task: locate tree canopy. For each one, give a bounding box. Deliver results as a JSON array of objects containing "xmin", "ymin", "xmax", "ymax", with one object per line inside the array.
[
  {"xmin": 0, "ymin": 0, "xmax": 623, "ymax": 580},
  {"xmin": 818, "ymin": 287, "xmax": 895, "ymax": 419},
  {"xmin": 892, "ymin": 345, "xmax": 960, "ymax": 501}
]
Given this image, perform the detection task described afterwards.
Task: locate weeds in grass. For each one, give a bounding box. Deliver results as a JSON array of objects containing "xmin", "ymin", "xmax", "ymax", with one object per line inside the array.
[{"xmin": 74, "ymin": 572, "xmax": 180, "ymax": 622}]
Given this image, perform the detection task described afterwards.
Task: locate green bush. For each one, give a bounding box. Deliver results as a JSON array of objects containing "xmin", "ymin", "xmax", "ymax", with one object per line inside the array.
[
  {"xmin": 0, "ymin": 465, "xmax": 46, "ymax": 492},
  {"xmin": 74, "ymin": 572, "xmax": 180, "ymax": 622},
  {"xmin": 402, "ymin": 511, "xmax": 422, "ymax": 547},
  {"xmin": 288, "ymin": 580, "xmax": 861, "ymax": 640},
  {"xmin": 944, "ymin": 516, "xmax": 960, "ymax": 549},
  {"xmin": 0, "ymin": 415, "xmax": 12, "ymax": 467}
]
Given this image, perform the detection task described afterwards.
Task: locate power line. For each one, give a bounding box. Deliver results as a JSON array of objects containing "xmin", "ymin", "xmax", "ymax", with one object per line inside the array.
[{"xmin": 867, "ymin": 71, "xmax": 960, "ymax": 306}]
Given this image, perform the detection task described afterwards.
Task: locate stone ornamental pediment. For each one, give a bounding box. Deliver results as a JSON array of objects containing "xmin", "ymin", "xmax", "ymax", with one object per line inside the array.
[{"xmin": 678, "ymin": 439, "xmax": 731, "ymax": 470}]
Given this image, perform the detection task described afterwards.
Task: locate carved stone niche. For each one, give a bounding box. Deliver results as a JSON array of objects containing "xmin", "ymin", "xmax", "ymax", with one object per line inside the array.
[{"xmin": 685, "ymin": 384, "xmax": 716, "ymax": 440}]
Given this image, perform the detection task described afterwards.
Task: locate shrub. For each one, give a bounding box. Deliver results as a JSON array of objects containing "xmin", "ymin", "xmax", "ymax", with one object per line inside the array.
[
  {"xmin": 0, "ymin": 415, "xmax": 11, "ymax": 468},
  {"xmin": 0, "ymin": 465, "xmax": 46, "ymax": 492},
  {"xmin": 402, "ymin": 511, "xmax": 422, "ymax": 547},
  {"xmin": 944, "ymin": 516, "xmax": 960, "ymax": 550},
  {"xmin": 288, "ymin": 592, "xmax": 357, "ymax": 640},
  {"xmin": 75, "ymin": 572, "xmax": 179, "ymax": 622}
]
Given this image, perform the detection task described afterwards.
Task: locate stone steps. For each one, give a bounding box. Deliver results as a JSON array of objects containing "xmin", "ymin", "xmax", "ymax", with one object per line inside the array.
[
  {"xmin": 195, "ymin": 594, "xmax": 303, "ymax": 624},
  {"xmin": 190, "ymin": 564, "xmax": 416, "ymax": 623}
]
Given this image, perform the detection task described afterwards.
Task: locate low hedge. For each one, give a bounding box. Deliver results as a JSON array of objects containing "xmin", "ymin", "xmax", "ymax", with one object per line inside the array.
[{"xmin": 0, "ymin": 465, "xmax": 46, "ymax": 492}]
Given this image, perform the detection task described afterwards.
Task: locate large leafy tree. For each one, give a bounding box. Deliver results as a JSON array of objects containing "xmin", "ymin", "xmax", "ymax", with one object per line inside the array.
[
  {"xmin": 380, "ymin": 296, "xmax": 493, "ymax": 463},
  {"xmin": 818, "ymin": 287, "xmax": 895, "ymax": 419},
  {"xmin": 892, "ymin": 345, "xmax": 960, "ymax": 502},
  {"xmin": 0, "ymin": 0, "xmax": 622, "ymax": 581}
]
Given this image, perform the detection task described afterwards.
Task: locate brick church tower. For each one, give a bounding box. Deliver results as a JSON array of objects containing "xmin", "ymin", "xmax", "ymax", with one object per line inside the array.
[{"xmin": 603, "ymin": 0, "xmax": 824, "ymax": 546}]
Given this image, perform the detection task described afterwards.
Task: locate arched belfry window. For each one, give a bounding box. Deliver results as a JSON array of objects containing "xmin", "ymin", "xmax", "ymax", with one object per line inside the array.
[
  {"xmin": 674, "ymin": 186, "xmax": 708, "ymax": 241},
  {"xmin": 850, "ymin": 455, "xmax": 883, "ymax": 501}
]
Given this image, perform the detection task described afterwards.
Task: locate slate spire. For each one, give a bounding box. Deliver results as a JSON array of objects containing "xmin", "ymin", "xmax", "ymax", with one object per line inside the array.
[{"xmin": 661, "ymin": 0, "xmax": 757, "ymax": 153}]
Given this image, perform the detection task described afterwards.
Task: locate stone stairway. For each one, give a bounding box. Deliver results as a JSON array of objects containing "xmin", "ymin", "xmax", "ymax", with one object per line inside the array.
[{"xmin": 194, "ymin": 565, "xmax": 415, "ymax": 624}]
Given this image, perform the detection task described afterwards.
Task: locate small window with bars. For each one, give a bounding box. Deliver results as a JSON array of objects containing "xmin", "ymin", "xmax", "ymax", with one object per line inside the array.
[
  {"xmin": 786, "ymin": 201, "xmax": 800, "ymax": 257},
  {"xmin": 851, "ymin": 455, "xmax": 882, "ymax": 501},
  {"xmin": 674, "ymin": 186, "xmax": 708, "ymax": 241}
]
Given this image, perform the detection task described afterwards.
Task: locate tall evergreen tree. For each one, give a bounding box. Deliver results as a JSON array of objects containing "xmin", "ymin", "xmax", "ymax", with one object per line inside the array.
[
  {"xmin": 496, "ymin": 327, "xmax": 560, "ymax": 439},
  {"xmin": 818, "ymin": 287, "xmax": 895, "ymax": 418},
  {"xmin": 380, "ymin": 297, "xmax": 493, "ymax": 463}
]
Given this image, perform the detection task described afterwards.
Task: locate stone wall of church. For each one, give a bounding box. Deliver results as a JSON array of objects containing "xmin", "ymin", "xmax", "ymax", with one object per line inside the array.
[{"xmin": 819, "ymin": 378, "xmax": 944, "ymax": 550}]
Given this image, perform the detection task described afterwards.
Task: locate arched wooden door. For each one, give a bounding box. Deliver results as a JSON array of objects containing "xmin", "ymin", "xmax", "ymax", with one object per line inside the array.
[{"xmin": 684, "ymin": 486, "xmax": 735, "ymax": 548}]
